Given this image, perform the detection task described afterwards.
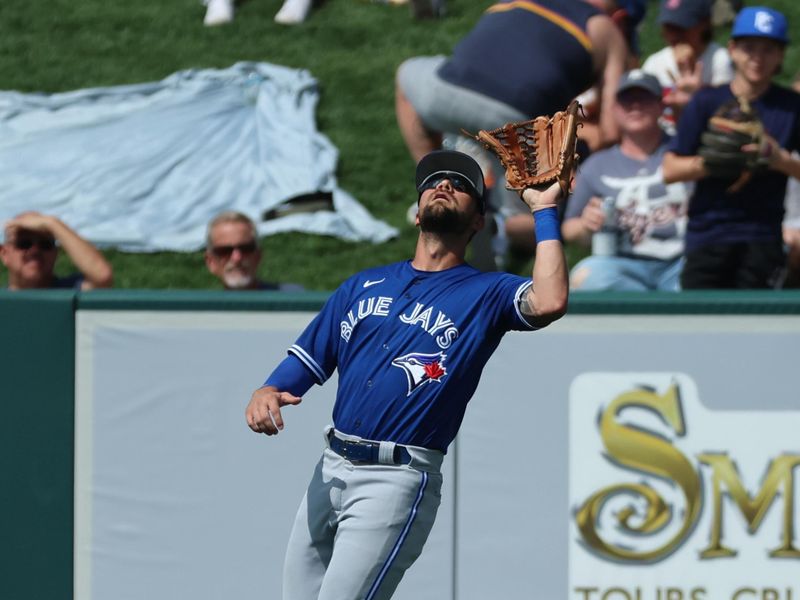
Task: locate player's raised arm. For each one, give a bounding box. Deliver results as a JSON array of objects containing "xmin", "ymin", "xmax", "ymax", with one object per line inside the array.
[
  {"xmin": 474, "ymin": 104, "xmax": 576, "ymax": 327},
  {"xmin": 519, "ymin": 183, "xmax": 569, "ymax": 327}
]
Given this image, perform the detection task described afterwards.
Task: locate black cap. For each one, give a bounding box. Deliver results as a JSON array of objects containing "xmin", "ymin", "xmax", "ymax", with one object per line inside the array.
[{"xmin": 415, "ymin": 150, "xmax": 486, "ymax": 213}]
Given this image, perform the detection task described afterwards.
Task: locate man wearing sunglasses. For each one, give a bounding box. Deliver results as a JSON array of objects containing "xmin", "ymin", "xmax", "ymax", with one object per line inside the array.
[
  {"xmin": 1, "ymin": 211, "xmax": 113, "ymax": 291},
  {"xmin": 245, "ymin": 150, "xmax": 568, "ymax": 600},
  {"xmin": 205, "ymin": 211, "xmax": 303, "ymax": 291}
]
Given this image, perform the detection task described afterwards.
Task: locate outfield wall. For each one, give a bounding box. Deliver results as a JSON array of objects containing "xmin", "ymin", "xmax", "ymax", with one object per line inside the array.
[{"xmin": 3, "ymin": 290, "xmax": 800, "ymax": 600}]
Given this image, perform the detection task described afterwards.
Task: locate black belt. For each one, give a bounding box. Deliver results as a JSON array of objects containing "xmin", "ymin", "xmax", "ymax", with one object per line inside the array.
[{"xmin": 328, "ymin": 432, "xmax": 412, "ymax": 465}]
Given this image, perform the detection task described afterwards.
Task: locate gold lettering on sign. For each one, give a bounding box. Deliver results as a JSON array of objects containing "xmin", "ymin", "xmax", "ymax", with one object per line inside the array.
[
  {"xmin": 575, "ymin": 381, "xmax": 800, "ymax": 562},
  {"xmin": 575, "ymin": 384, "xmax": 701, "ymax": 561},
  {"xmin": 697, "ymin": 454, "xmax": 800, "ymax": 559}
]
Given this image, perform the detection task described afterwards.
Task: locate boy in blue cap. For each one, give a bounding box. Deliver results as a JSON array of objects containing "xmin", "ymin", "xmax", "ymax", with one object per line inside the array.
[{"xmin": 663, "ymin": 6, "xmax": 800, "ymax": 288}]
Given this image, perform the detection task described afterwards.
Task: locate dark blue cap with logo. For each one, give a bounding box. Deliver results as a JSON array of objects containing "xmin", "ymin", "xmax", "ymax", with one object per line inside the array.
[
  {"xmin": 416, "ymin": 150, "xmax": 486, "ymax": 214},
  {"xmin": 658, "ymin": 0, "xmax": 712, "ymax": 29},
  {"xmin": 732, "ymin": 6, "xmax": 789, "ymax": 44}
]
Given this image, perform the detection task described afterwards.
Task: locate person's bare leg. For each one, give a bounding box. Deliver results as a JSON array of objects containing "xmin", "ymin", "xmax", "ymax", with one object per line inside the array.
[{"xmin": 395, "ymin": 84, "xmax": 441, "ymax": 162}]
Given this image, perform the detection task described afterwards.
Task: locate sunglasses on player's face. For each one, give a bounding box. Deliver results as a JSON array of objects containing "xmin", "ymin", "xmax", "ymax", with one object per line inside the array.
[
  {"xmin": 210, "ymin": 241, "xmax": 258, "ymax": 259},
  {"xmin": 418, "ymin": 173, "xmax": 474, "ymax": 195},
  {"xmin": 13, "ymin": 237, "xmax": 57, "ymax": 251}
]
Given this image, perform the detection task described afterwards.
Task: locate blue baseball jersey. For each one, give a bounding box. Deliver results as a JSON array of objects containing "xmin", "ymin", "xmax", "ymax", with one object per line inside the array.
[{"xmin": 286, "ymin": 260, "xmax": 537, "ymax": 452}]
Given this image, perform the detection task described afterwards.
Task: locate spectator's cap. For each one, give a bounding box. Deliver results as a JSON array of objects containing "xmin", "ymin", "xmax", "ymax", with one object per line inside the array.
[
  {"xmin": 658, "ymin": 0, "xmax": 712, "ymax": 29},
  {"xmin": 416, "ymin": 150, "xmax": 486, "ymax": 213},
  {"xmin": 616, "ymin": 69, "xmax": 663, "ymax": 99},
  {"xmin": 732, "ymin": 6, "xmax": 789, "ymax": 44}
]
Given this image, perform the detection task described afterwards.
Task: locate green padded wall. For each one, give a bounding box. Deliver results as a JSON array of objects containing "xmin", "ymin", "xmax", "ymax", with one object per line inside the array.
[
  {"xmin": 1, "ymin": 287, "xmax": 799, "ymax": 600},
  {"xmin": 0, "ymin": 291, "xmax": 76, "ymax": 600}
]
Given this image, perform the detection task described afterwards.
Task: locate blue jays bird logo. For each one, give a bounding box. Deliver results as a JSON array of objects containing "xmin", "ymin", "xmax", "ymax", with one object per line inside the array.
[{"xmin": 391, "ymin": 351, "xmax": 448, "ymax": 396}]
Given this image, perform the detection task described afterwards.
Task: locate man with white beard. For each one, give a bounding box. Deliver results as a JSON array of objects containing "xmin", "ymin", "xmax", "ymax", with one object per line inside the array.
[{"xmin": 204, "ymin": 211, "xmax": 304, "ymax": 291}]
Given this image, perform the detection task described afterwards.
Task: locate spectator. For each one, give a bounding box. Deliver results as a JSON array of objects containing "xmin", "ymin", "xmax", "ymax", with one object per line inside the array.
[
  {"xmin": 616, "ymin": 0, "xmax": 649, "ymax": 61},
  {"xmin": 203, "ymin": 0, "xmax": 435, "ymax": 26},
  {"xmin": 205, "ymin": 211, "xmax": 304, "ymax": 291},
  {"xmin": 396, "ymin": 0, "xmax": 628, "ymax": 162},
  {"xmin": 642, "ymin": 0, "xmax": 734, "ymax": 133},
  {"xmin": 573, "ymin": 0, "xmax": 648, "ymax": 151},
  {"xmin": 583, "ymin": 0, "xmax": 647, "ymax": 65},
  {"xmin": 563, "ymin": 70, "xmax": 689, "ymax": 291},
  {"xmin": 662, "ymin": 6, "xmax": 800, "ymax": 289},
  {"xmin": 784, "ymin": 189, "xmax": 800, "ymax": 288},
  {"xmin": 782, "ymin": 71, "xmax": 800, "ymax": 288},
  {"xmin": 396, "ymin": 0, "xmax": 629, "ymax": 266},
  {"xmin": 203, "ymin": 0, "xmax": 312, "ymax": 26},
  {"xmin": 0, "ymin": 211, "xmax": 113, "ymax": 290}
]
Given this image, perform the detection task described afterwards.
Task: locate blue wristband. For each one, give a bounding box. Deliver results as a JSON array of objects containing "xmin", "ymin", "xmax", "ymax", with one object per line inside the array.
[{"xmin": 533, "ymin": 207, "xmax": 561, "ymax": 242}]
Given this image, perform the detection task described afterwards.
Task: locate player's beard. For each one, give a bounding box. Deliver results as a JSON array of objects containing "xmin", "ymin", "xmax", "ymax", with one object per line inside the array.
[{"xmin": 418, "ymin": 202, "xmax": 472, "ymax": 236}]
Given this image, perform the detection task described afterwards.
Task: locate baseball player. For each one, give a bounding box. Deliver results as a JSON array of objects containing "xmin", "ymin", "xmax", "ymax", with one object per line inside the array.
[{"xmin": 245, "ymin": 149, "xmax": 568, "ymax": 600}]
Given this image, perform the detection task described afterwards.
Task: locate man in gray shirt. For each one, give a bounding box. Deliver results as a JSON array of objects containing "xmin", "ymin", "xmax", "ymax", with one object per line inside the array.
[{"xmin": 562, "ymin": 70, "xmax": 690, "ymax": 291}]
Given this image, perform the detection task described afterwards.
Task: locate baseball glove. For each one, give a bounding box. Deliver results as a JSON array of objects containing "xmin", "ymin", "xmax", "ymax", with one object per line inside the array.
[
  {"xmin": 474, "ymin": 100, "xmax": 581, "ymax": 197},
  {"xmin": 698, "ymin": 96, "xmax": 769, "ymax": 192}
]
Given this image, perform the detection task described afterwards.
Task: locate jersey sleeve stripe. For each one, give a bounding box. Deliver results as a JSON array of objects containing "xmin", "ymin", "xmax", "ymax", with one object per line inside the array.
[
  {"xmin": 514, "ymin": 280, "xmax": 539, "ymax": 330},
  {"xmin": 288, "ymin": 344, "xmax": 327, "ymax": 384}
]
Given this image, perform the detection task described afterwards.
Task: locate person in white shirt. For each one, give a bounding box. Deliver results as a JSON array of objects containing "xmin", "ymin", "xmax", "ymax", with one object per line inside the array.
[{"xmin": 642, "ymin": 0, "xmax": 733, "ymax": 133}]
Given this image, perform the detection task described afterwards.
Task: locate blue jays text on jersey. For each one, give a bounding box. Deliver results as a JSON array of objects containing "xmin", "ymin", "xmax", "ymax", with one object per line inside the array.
[
  {"xmin": 340, "ymin": 297, "xmax": 459, "ymax": 349},
  {"xmin": 272, "ymin": 260, "xmax": 539, "ymax": 452}
]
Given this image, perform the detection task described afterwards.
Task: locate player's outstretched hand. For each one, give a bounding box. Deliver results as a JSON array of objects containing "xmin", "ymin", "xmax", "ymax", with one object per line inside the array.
[
  {"xmin": 520, "ymin": 180, "xmax": 565, "ymax": 213},
  {"xmin": 246, "ymin": 385, "xmax": 302, "ymax": 436}
]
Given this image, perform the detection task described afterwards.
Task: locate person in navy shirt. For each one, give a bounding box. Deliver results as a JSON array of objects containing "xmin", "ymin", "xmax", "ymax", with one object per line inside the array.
[
  {"xmin": 245, "ymin": 150, "xmax": 568, "ymax": 599},
  {"xmin": 395, "ymin": 0, "xmax": 629, "ymax": 161},
  {"xmin": 663, "ymin": 6, "xmax": 800, "ymax": 288}
]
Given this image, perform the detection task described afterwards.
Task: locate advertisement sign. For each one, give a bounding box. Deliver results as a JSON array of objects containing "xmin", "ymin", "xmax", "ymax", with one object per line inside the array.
[{"xmin": 570, "ymin": 373, "xmax": 800, "ymax": 600}]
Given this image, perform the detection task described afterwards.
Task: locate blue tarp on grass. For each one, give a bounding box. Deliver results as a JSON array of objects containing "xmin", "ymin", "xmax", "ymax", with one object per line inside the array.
[{"xmin": 0, "ymin": 62, "xmax": 397, "ymax": 251}]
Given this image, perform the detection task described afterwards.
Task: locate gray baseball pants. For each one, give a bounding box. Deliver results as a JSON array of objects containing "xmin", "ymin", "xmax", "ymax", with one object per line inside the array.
[{"xmin": 282, "ymin": 428, "xmax": 444, "ymax": 600}]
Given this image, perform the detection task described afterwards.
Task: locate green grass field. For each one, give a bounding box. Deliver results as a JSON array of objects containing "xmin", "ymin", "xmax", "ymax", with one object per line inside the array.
[{"xmin": 1, "ymin": 0, "xmax": 798, "ymax": 289}]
